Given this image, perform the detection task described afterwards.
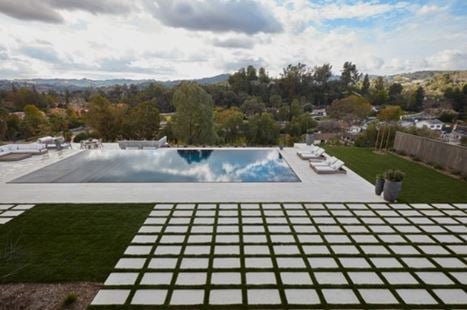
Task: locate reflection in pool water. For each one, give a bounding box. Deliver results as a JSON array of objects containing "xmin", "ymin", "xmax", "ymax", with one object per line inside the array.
[{"xmin": 12, "ymin": 149, "xmax": 300, "ymax": 183}]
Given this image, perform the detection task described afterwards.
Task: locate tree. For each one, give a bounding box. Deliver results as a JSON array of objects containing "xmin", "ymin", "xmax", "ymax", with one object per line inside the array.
[
  {"xmin": 312, "ymin": 64, "xmax": 332, "ymax": 105},
  {"xmin": 444, "ymin": 86, "xmax": 466, "ymax": 114},
  {"xmin": 258, "ymin": 67, "xmax": 270, "ymax": 83},
  {"xmin": 0, "ymin": 110, "xmax": 7, "ymax": 141},
  {"xmin": 388, "ymin": 82, "xmax": 404, "ymax": 106},
  {"xmin": 173, "ymin": 82, "xmax": 215, "ymax": 145},
  {"xmin": 371, "ymin": 77, "xmax": 388, "ymax": 106},
  {"xmin": 5, "ymin": 115, "xmax": 21, "ymax": 141},
  {"xmin": 377, "ymin": 105, "xmax": 402, "ymax": 121},
  {"xmin": 22, "ymin": 104, "xmax": 50, "ymax": 137},
  {"xmin": 5, "ymin": 114, "xmax": 22, "ymax": 141},
  {"xmin": 246, "ymin": 65, "xmax": 258, "ymax": 81},
  {"xmin": 374, "ymin": 76, "xmax": 384, "ymax": 92},
  {"xmin": 279, "ymin": 63, "xmax": 311, "ymax": 100},
  {"xmin": 286, "ymin": 114, "xmax": 317, "ymax": 138},
  {"xmin": 409, "ymin": 86, "xmax": 425, "ymax": 111},
  {"xmin": 241, "ymin": 97, "xmax": 265, "ymax": 117},
  {"xmin": 228, "ymin": 68, "xmax": 250, "ymax": 94},
  {"xmin": 214, "ymin": 108, "xmax": 244, "ymax": 144},
  {"xmin": 290, "ymin": 98, "xmax": 303, "ymax": 119},
  {"xmin": 269, "ymin": 95, "xmax": 282, "ymax": 108},
  {"xmin": 85, "ymin": 95, "xmax": 121, "ymax": 141},
  {"xmin": 246, "ymin": 113, "xmax": 279, "ymax": 145},
  {"xmin": 49, "ymin": 112, "xmax": 68, "ymax": 133},
  {"xmin": 313, "ymin": 64, "xmax": 332, "ymax": 86},
  {"xmin": 340, "ymin": 62, "xmax": 361, "ymax": 91},
  {"xmin": 389, "ymin": 83, "xmax": 403, "ymax": 98},
  {"xmin": 127, "ymin": 100, "xmax": 160, "ymax": 140},
  {"xmin": 328, "ymin": 95, "xmax": 372, "ymax": 123},
  {"xmin": 361, "ymin": 74, "xmax": 370, "ymax": 96}
]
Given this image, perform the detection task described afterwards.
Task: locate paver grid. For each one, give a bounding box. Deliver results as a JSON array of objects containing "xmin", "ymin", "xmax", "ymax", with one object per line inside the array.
[
  {"xmin": 0, "ymin": 204, "xmax": 35, "ymax": 224},
  {"xmin": 92, "ymin": 203, "xmax": 467, "ymax": 308}
]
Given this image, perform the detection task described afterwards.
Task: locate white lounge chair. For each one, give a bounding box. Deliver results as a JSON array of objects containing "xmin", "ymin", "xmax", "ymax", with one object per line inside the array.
[
  {"xmin": 298, "ymin": 148, "xmax": 325, "ymax": 160},
  {"xmin": 296, "ymin": 145, "xmax": 318, "ymax": 155},
  {"xmin": 311, "ymin": 159, "xmax": 346, "ymax": 174},
  {"xmin": 310, "ymin": 156, "xmax": 338, "ymax": 167}
]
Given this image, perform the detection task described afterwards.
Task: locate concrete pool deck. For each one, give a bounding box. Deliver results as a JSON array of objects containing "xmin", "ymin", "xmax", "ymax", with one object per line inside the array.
[{"xmin": 0, "ymin": 144, "xmax": 384, "ymax": 204}]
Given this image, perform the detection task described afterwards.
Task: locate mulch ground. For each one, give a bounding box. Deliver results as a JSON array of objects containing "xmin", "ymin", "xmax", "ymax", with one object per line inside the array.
[{"xmin": 0, "ymin": 282, "xmax": 101, "ymax": 310}]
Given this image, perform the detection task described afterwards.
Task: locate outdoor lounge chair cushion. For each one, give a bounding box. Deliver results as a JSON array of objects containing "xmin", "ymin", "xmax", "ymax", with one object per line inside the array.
[
  {"xmin": 296, "ymin": 145, "xmax": 319, "ymax": 155},
  {"xmin": 330, "ymin": 160, "xmax": 345, "ymax": 170},
  {"xmin": 311, "ymin": 156, "xmax": 338, "ymax": 167},
  {"xmin": 312, "ymin": 159, "xmax": 346, "ymax": 174},
  {"xmin": 299, "ymin": 148, "xmax": 325, "ymax": 159}
]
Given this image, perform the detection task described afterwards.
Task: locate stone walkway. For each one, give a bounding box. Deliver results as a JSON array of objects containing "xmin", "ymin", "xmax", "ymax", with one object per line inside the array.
[
  {"xmin": 0, "ymin": 204, "xmax": 35, "ymax": 224},
  {"xmin": 91, "ymin": 203, "xmax": 467, "ymax": 308}
]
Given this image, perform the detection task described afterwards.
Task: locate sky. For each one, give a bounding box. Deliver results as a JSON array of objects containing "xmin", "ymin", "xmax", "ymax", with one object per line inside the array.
[{"xmin": 0, "ymin": 0, "xmax": 466, "ymax": 80}]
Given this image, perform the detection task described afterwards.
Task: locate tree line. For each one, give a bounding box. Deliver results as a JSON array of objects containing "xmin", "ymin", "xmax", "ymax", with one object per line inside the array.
[{"xmin": 1, "ymin": 62, "xmax": 466, "ymax": 144}]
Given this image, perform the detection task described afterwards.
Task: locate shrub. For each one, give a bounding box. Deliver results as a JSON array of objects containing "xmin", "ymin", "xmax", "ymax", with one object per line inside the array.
[
  {"xmin": 73, "ymin": 131, "xmax": 99, "ymax": 143},
  {"xmin": 63, "ymin": 292, "xmax": 78, "ymax": 306},
  {"xmin": 384, "ymin": 169, "xmax": 405, "ymax": 182},
  {"xmin": 376, "ymin": 174, "xmax": 384, "ymax": 181}
]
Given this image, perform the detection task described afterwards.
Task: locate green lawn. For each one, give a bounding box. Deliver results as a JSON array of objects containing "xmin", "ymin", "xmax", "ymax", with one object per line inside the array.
[
  {"xmin": 0, "ymin": 204, "xmax": 152, "ymax": 283},
  {"xmin": 325, "ymin": 146, "xmax": 467, "ymax": 203}
]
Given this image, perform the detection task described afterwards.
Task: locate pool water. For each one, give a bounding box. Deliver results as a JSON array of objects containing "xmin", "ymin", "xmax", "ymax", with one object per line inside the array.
[{"xmin": 12, "ymin": 149, "xmax": 300, "ymax": 183}]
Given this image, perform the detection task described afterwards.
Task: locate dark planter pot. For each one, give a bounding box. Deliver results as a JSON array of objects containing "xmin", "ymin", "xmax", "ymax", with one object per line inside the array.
[
  {"xmin": 306, "ymin": 134, "xmax": 315, "ymax": 146},
  {"xmin": 383, "ymin": 180, "xmax": 402, "ymax": 202},
  {"xmin": 375, "ymin": 179, "xmax": 385, "ymax": 195}
]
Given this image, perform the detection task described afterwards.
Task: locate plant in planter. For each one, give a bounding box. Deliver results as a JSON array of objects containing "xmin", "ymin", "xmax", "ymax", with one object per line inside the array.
[
  {"xmin": 375, "ymin": 174, "xmax": 385, "ymax": 196},
  {"xmin": 305, "ymin": 129, "xmax": 315, "ymax": 146},
  {"xmin": 383, "ymin": 169, "xmax": 405, "ymax": 202}
]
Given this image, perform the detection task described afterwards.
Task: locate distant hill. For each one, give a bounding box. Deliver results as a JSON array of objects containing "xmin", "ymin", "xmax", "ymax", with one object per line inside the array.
[
  {"xmin": 382, "ymin": 70, "xmax": 467, "ymax": 96},
  {"xmin": 1, "ymin": 70, "xmax": 465, "ymax": 94},
  {"xmin": 0, "ymin": 74, "xmax": 230, "ymax": 92},
  {"xmin": 386, "ymin": 70, "xmax": 467, "ymax": 83}
]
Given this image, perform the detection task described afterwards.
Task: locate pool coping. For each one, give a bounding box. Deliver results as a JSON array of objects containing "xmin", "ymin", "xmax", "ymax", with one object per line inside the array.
[{"xmin": 0, "ymin": 145, "xmax": 384, "ymax": 204}]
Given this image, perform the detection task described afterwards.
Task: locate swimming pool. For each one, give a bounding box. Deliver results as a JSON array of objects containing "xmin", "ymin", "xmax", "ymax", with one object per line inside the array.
[{"xmin": 12, "ymin": 149, "xmax": 300, "ymax": 183}]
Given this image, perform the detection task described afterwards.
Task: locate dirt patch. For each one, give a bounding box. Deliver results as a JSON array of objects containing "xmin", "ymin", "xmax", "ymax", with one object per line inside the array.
[{"xmin": 0, "ymin": 282, "xmax": 101, "ymax": 310}]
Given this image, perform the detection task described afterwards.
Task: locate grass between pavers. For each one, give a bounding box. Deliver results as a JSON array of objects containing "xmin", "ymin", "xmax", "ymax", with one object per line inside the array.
[
  {"xmin": 89, "ymin": 203, "xmax": 467, "ymax": 309},
  {"xmin": 325, "ymin": 146, "xmax": 467, "ymax": 203},
  {"xmin": 0, "ymin": 204, "xmax": 153, "ymax": 283}
]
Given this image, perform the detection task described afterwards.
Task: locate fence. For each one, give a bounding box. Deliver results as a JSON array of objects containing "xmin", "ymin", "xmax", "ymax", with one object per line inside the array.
[{"xmin": 393, "ymin": 131, "xmax": 467, "ymax": 176}]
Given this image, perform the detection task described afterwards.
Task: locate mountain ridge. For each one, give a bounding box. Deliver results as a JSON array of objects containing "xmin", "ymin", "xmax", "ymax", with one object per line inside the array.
[
  {"xmin": 0, "ymin": 74, "xmax": 231, "ymax": 91},
  {"xmin": 0, "ymin": 70, "xmax": 465, "ymax": 92}
]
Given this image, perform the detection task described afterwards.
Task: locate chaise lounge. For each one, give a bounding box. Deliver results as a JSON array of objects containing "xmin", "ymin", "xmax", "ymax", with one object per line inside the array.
[
  {"xmin": 310, "ymin": 156, "xmax": 338, "ymax": 167},
  {"xmin": 310, "ymin": 159, "xmax": 347, "ymax": 174},
  {"xmin": 297, "ymin": 148, "xmax": 326, "ymax": 160}
]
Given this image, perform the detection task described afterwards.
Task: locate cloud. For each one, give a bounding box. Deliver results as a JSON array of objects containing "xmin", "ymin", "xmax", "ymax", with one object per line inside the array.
[
  {"xmin": 20, "ymin": 45, "xmax": 61, "ymax": 63},
  {"xmin": 0, "ymin": 0, "xmax": 466, "ymax": 79},
  {"xmin": 0, "ymin": 0, "xmax": 63, "ymax": 23},
  {"xmin": 0, "ymin": 45, "xmax": 8, "ymax": 60},
  {"xmin": 425, "ymin": 49, "xmax": 467, "ymax": 70},
  {"xmin": 98, "ymin": 57, "xmax": 176, "ymax": 74},
  {"xmin": 50, "ymin": 0, "xmax": 131, "ymax": 15},
  {"xmin": 0, "ymin": 0, "xmax": 132, "ymax": 23},
  {"xmin": 147, "ymin": 0, "xmax": 283, "ymax": 34},
  {"xmin": 223, "ymin": 56, "xmax": 265, "ymax": 72},
  {"xmin": 319, "ymin": 1, "xmax": 408, "ymax": 20},
  {"xmin": 212, "ymin": 36, "xmax": 255, "ymax": 49}
]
